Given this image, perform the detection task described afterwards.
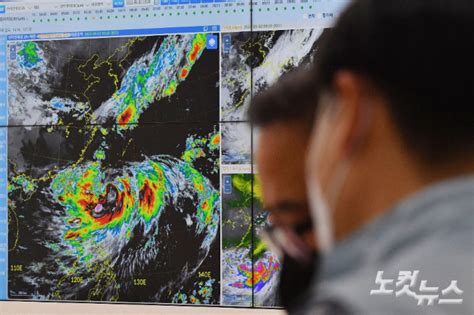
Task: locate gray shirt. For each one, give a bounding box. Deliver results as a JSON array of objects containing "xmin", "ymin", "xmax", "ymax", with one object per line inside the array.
[{"xmin": 295, "ymin": 175, "xmax": 474, "ymax": 315}]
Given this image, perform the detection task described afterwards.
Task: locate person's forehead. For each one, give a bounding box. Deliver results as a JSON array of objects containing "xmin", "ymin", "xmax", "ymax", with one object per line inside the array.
[
  {"xmin": 256, "ymin": 122, "xmax": 310, "ymax": 204},
  {"xmin": 266, "ymin": 200, "xmax": 309, "ymax": 211},
  {"xmin": 257, "ymin": 123, "xmax": 309, "ymax": 170},
  {"xmin": 258, "ymin": 122, "xmax": 310, "ymax": 152}
]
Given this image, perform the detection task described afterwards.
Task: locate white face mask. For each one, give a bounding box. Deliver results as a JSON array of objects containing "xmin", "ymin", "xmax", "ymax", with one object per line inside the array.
[
  {"xmin": 306, "ymin": 158, "xmax": 351, "ymax": 254},
  {"xmin": 306, "ymin": 177, "xmax": 334, "ymax": 253},
  {"xmin": 305, "ymin": 94, "xmax": 371, "ymax": 254}
]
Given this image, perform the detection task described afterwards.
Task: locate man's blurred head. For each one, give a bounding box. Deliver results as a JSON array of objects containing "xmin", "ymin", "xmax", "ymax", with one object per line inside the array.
[
  {"xmin": 306, "ymin": 0, "xmax": 474, "ymax": 250},
  {"xmin": 249, "ymin": 69, "xmax": 320, "ymax": 309},
  {"xmin": 250, "ymin": 69, "xmax": 319, "ymax": 252}
]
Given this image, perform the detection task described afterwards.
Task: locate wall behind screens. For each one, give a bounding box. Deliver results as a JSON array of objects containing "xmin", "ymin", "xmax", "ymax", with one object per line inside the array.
[{"xmin": 0, "ymin": 0, "xmax": 347, "ymax": 308}]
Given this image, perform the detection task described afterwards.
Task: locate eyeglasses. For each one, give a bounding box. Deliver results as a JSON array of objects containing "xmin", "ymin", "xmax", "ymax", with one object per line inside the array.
[{"xmin": 259, "ymin": 219, "xmax": 314, "ymax": 265}]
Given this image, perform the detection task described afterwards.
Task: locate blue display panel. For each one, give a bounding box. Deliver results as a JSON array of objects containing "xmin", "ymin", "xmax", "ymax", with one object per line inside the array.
[{"xmin": 0, "ymin": 0, "xmax": 348, "ymax": 307}]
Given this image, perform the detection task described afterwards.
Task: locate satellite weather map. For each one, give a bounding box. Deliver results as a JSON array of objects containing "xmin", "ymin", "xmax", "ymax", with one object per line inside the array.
[
  {"xmin": 221, "ymin": 174, "xmax": 281, "ymax": 307},
  {"xmin": 3, "ymin": 25, "xmax": 328, "ymax": 307},
  {"xmin": 219, "ymin": 29, "xmax": 328, "ymax": 307},
  {"xmin": 220, "ymin": 29, "xmax": 327, "ymax": 165},
  {"xmin": 7, "ymin": 34, "xmax": 221, "ymax": 303}
]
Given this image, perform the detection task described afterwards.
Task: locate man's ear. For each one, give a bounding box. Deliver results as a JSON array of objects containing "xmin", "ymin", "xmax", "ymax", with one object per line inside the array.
[{"xmin": 332, "ymin": 71, "xmax": 372, "ymax": 159}]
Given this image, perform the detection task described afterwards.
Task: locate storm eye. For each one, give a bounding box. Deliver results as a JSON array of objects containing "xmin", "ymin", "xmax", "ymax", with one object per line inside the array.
[
  {"xmin": 90, "ymin": 184, "xmax": 120, "ymax": 219},
  {"xmin": 93, "ymin": 204, "xmax": 104, "ymax": 214},
  {"xmin": 107, "ymin": 189, "xmax": 117, "ymax": 203},
  {"xmin": 90, "ymin": 203, "xmax": 108, "ymax": 219}
]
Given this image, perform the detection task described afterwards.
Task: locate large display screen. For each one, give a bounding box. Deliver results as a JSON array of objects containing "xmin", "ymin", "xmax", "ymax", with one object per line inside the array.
[{"xmin": 0, "ymin": 0, "xmax": 348, "ymax": 308}]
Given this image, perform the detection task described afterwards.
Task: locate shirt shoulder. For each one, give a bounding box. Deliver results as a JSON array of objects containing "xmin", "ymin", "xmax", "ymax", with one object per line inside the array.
[{"xmin": 299, "ymin": 177, "xmax": 474, "ymax": 315}]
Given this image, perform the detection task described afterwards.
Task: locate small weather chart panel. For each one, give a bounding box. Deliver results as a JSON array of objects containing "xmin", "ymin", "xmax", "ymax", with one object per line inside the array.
[{"xmin": 0, "ymin": 0, "xmax": 348, "ymax": 308}]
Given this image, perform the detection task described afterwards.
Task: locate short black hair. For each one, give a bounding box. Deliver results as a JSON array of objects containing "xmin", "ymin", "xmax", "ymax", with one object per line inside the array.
[
  {"xmin": 249, "ymin": 68, "xmax": 319, "ymax": 128},
  {"xmin": 312, "ymin": 0, "xmax": 474, "ymax": 163}
]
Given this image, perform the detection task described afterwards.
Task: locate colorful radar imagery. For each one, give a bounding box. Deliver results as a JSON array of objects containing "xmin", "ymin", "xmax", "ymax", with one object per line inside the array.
[
  {"xmin": 7, "ymin": 34, "xmax": 221, "ymax": 303},
  {"xmin": 221, "ymin": 174, "xmax": 281, "ymax": 307}
]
